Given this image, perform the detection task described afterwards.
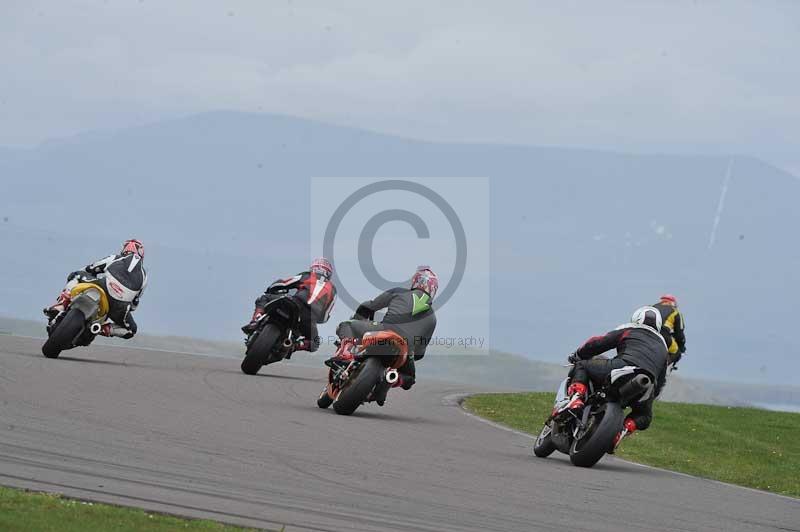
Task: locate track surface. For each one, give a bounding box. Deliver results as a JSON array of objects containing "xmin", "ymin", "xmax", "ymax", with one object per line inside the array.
[{"xmin": 0, "ymin": 336, "xmax": 797, "ymax": 531}]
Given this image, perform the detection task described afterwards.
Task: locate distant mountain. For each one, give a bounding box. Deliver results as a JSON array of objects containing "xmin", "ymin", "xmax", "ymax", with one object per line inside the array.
[{"xmin": 1, "ymin": 111, "xmax": 798, "ymax": 385}]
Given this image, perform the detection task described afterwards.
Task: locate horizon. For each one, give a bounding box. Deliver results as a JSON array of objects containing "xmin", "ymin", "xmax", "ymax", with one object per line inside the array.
[{"xmin": 3, "ymin": 109, "xmax": 799, "ymax": 181}]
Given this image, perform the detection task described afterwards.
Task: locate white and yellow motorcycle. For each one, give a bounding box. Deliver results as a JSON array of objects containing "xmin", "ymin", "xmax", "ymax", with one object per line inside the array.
[{"xmin": 42, "ymin": 280, "xmax": 111, "ymax": 358}]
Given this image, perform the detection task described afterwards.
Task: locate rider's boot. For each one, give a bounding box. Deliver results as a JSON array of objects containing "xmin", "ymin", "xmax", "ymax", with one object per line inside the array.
[
  {"xmin": 284, "ymin": 338, "xmax": 312, "ymax": 360},
  {"xmin": 396, "ymin": 373, "xmax": 414, "ymax": 390},
  {"xmin": 99, "ymin": 324, "xmax": 133, "ymax": 339},
  {"xmin": 241, "ymin": 308, "xmax": 265, "ymax": 334},
  {"xmin": 560, "ymin": 382, "xmax": 587, "ymax": 414},
  {"xmin": 373, "ymin": 379, "xmax": 391, "ymax": 406},
  {"xmin": 374, "ymin": 371, "xmax": 415, "ymax": 406},
  {"xmin": 609, "ymin": 418, "xmax": 637, "ymax": 453}
]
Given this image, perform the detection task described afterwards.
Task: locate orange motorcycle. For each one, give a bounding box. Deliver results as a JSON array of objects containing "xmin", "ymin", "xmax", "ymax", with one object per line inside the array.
[{"xmin": 317, "ymin": 330, "xmax": 408, "ymax": 415}]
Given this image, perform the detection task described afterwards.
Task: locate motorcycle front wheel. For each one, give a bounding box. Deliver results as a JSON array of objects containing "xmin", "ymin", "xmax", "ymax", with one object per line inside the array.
[
  {"xmin": 317, "ymin": 386, "xmax": 334, "ymax": 409},
  {"xmin": 533, "ymin": 422, "xmax": 557, "ymax": 458}
]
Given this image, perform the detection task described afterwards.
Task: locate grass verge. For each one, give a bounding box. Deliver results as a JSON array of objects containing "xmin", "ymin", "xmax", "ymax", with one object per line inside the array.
[
  {"xmin": 0, "ymin": 486, "xmax": 269, "ymax": 532},
  {"xmin": 463, "ymin": 392, "xmax": 800, "ymax": 498}
]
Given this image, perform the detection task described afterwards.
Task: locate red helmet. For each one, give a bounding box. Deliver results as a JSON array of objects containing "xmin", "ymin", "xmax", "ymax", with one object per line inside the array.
[
  {"xmin": 411, "ymin": 266, "xmax": 439, "ymax": 300},
  {"xmin": 310, "ymin": 257, "xmax": 333, "ymax": 279},
  {"xmin": 660, "ymin": 294, "xmax": 678, "ymax": 305},
  {"xmin": 121, "ymin": 239, "xmax": 144, "ymax": 259}
]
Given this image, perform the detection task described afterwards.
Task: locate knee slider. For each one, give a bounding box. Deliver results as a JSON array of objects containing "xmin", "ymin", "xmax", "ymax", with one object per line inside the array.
[{"xmin": 630, "ymin": 413, "xmax": 651, "ymax": 431}]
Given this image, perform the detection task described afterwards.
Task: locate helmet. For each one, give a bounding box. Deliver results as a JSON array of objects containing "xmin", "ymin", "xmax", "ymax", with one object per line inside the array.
[
  {"xmin": 121, "ymin": 239, "xmax": 144, "ymax": 259},
  {"xmin": 310, "ymin": 257, "xmax": 333, "ymax": 279},
  {"xmin": 660, "ymin": 294, "xmax": 678, "ymax": 305},
  {"xmin": 631, "ymin": 306, "xmax": 662, "ymax": 331},
  {"xmin": 411, "ymin": 265, "xmax": 439, "ymax": 300}
]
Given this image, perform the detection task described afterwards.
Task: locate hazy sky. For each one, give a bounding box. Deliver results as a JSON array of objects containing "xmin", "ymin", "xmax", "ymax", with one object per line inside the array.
[{"xmin": 2, "ymin": 1, "xmax": 799, "ymax": 173}]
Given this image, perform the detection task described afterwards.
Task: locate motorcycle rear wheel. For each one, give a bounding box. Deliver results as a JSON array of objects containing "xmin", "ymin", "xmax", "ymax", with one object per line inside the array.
[
  {"xmin": 42, "ymin": 308, "xmax": 86, "ymax": 359},
  {"xmin": 241, "ymin": 324, "xmax": 281, "ymax": 375},
  {"xmin": 332, "ymin": 357, "xmax": 384, "ymax": 416},
  {"xmin": 569, "ymin": 402, "xmax": 624, "ymax": 468}
]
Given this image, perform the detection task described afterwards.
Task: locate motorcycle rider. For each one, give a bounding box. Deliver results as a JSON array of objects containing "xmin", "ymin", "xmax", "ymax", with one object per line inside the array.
[
  {"xmin": 653, "ymin": 294, "xmax": 686, "ymax": 366},
  {"xmin": 44, "ymin": 239, "xmax": 147, "ymax": 339},
  {"xmin": 241, "ymin": 257, "xmax": 336, "ymax": 356},
  {"xmin": 561, "ymin": 306, "xmax": 669, "ymax": 450},
  {"xmin": 328, "ymin": 266, "xmax": 439, "ymax": 405}
]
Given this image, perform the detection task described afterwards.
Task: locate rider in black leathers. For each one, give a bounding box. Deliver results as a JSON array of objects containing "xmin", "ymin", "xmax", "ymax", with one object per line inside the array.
[
  {"xmin": 562, "ymin": 306, "xmax": 669, "ymax": 445},
  {"xmin": 330, "ymin": 266, "xmax": 438, "ymax": 403}
]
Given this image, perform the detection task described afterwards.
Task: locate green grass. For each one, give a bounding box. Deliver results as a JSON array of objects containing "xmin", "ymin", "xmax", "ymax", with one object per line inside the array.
[
  {"xmin": 0, "ymin": 486, "xmax": 269, "ymax": 532},
  {"xmin": 464, "ymin": 392, "xmax": 800, "ymax": 498}
]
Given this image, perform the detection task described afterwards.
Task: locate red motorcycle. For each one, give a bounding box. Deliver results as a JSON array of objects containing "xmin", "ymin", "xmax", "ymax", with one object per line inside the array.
[{"xmin": 317, "ymin": 330, "xmax": 408, "ymax": 415}]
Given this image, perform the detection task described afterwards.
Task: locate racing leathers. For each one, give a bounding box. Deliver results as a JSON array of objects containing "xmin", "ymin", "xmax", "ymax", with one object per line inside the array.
[
  {"xmin": 571, "ymin": 323, "xmax": 669, "ymax": 430},
  {"xmin": 654, "ymin": 301, "xmax": 686, "ymax": 364},
  {"xmin": 335, "ymin": 287, "xmax": 437, "ymax": 390},
  {"xmin": 245, "ymin": 271, "xmax": 336, "ymax": 353},
  {"xmin": 55, "ymin": 253, "xmax": 147, "ymax": 339}
]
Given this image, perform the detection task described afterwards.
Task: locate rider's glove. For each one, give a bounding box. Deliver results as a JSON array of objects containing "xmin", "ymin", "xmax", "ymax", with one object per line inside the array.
[{"xmin": 567, "ymin": 351, "xmax": 580, "ymax": 364}]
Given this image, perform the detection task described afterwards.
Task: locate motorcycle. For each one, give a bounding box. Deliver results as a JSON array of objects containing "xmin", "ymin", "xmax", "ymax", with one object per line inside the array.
[
  {"xmin": 42, "ymin": 280, "xmax": 110, "ymax": 358},
  {"xmin": 316, "ymin": 330, "xmax": 408, "ymax": 415},
  {"xmin": 533, "ymin": 364, "xmax": 656, "ymax": 467},
  {"xmin": 240, "ymin": 294, "xmax": 304, "ymax": 375}
]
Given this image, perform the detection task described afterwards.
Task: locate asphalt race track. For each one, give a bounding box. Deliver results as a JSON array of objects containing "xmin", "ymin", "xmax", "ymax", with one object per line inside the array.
[{"xmin": 0, "ymin": 335, "xmax": 797, "ymax": 531}]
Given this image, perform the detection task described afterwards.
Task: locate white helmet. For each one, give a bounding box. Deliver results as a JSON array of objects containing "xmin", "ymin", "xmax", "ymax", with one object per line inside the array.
[{"xmin": 631, "ymin": 306, "xmax": 662, "ymax": 331}]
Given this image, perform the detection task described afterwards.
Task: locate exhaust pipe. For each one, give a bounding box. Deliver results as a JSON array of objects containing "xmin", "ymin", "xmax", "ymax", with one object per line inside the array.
[
  {"xmin": 283, "ymin": 338, "xmax": 294, "ymax": 348},
  {"xmin": 89, "ymin": 323, "xmax": 102, "ymax": 335},
  {"xmin": 618, "ymin": 374, "xmax": 652, "ymax": 403},
  {"xmin": 385, "ymin": 368, "xmax": 399, "ymax": 385}
]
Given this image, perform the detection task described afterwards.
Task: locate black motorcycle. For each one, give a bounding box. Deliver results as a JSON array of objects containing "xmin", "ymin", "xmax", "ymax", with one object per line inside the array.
[
  {"xmin": 533, "ymin": 366, "xmax": 655, "ymax": 467},
  {"xmin": 240, "ymin": 295, "xmax": 303, "ymax": 375}
]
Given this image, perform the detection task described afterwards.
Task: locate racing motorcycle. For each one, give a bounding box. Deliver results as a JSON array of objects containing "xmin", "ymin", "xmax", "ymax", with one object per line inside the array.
[
  {"xmin": 240, "ymin": 295, "xmax": 305, "ymax": 375},
  {"xmin": 533, "ymin": 365, "xmax": 656, "ymax": 467},
  {"xmin": 316, "ymin": 330, "xmax": 408, "ymax": 415},
  {"xmin": 42, "ymin": 279, "xmax": 111, "ymax": 358}
]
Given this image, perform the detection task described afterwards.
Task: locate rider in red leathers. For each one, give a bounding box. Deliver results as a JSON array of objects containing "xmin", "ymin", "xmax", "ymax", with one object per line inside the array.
[{"xmin": 241, "ymin": 257, "xmax": 337, "ymax": 355}]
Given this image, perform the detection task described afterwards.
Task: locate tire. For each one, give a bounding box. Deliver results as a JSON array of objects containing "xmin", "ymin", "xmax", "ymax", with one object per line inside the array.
[
  {"xmin": 533, "ymin": 422, "xmax": 557, "ymax": 458},
  {"xmin": 569, "ymin": 402, "xmax": 624, "ymax": 468},
  {"xmin": 317, "ymin": 387, "xmax": 334, "ymax": 409},
  {"xmin": 42, "ymin": 308, "xmax": 86, "ymax": 359},
  {"xmin": 241, "ymin": 324, "xmax": 281, "ymax": 375},
  {"xmin": 332, "ymin": 357, "xmax": 384, "ymax": 416}
]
